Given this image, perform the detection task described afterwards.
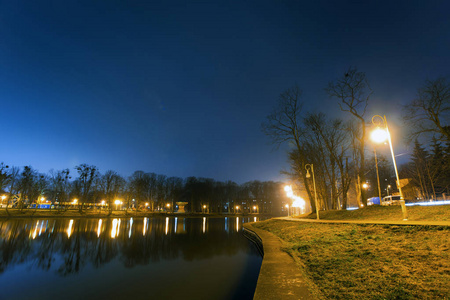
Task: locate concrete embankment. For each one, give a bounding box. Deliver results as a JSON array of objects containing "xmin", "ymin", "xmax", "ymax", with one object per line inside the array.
[{"xmin": 244, "ymin": 223, "xmax": 318, "ymax": 300}]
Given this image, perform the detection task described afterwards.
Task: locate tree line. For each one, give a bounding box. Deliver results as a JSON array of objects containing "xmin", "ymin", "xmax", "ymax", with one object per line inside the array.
[
  {"xmin": 263, "ymin": 68, "xmax": 449, "ymax": 211},
  {"xmin": 0, "ymin": 163, "xmax": 288, "ymax": 215}
]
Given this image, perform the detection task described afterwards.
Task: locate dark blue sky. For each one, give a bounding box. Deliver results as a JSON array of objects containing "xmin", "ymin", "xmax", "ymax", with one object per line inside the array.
[{"xmin": 0, "ymin": 1, "xmax": 449, "ymax": 183}]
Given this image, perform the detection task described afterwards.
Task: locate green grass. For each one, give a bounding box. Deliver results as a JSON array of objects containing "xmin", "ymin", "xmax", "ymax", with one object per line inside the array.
[
  {"xmin": 253, "ymin": 219, "xmax": 450, "ymax": 300},
  {"xmin": 300, "ymin": 205, "xmax": 450, "ymax": 222}
]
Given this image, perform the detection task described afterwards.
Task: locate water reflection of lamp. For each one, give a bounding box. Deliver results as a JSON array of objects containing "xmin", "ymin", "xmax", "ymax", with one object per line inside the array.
[
  {"xmin": 202, "ymin": 217, "xmax": 206, "ymax": 233},
  {"xmin": 165, "ymin": 217, "xmax": 169, "ymax": 235},
  {"xmin": 128, "ymin": 218, "xmax": 133, "ymax": 238},
  {"xmin": 67, "ymin": 219, "xmax": 74, "ymax": 238},
  {"xmin": 143, "ymin": 218, "xmax": 147, "ymax": 236},
  {"xmin": 111, "ymin": 219, "xmax": 118, "ymax": 238},
  {"xmin": 97, "ymin": 219, "xmax": 102, "ymax": 237}
]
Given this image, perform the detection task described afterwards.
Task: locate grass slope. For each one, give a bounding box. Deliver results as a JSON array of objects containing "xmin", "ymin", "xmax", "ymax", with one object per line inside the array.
[
  {"xmin": 253, "ymin": 213, "xmax": 450, "ymax": 299},
  {"xmin": 301, "ymin": 205, "xmax": 450, "ymax": 222}
]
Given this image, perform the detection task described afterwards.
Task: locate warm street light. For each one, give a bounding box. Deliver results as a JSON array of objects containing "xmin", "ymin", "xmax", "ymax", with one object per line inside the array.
[
  {"xmin": 305, "ymin": 164, "xmax": 319, "ymax": 220},
  {"xmin": 285, "ymin": 204, "xmax": 290, "ymax": 217},
  {"xmin": 253, "ymin": 205, "xmax": 257, "ymax": 213},
  {"xmin": 371, "ymin": 115, "xmax": 408, "ymax": 220},
  {"xmin": 235, "ymin": 205, "xmax": 239, "ymax": 213},
  {"xmin": 362, "ymin": 183, "xmax": 369, "ymax": 189},
  {"xmin": 114, "ymin": 199, "xmax": 121, "ymax": 210}
]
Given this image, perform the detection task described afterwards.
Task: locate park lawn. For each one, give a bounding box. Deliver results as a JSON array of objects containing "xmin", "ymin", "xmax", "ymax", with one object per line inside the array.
[
  {"xmin": 300, "ymin": 205, "xmax": 450, "ymax": 222},
  {"xmin": 252, "ymin": 219, "xmax": 450, "ymax": 300}
]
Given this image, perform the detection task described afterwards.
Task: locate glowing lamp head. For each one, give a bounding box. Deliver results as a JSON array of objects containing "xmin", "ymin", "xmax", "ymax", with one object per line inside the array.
[
  {"xmin": 362, "ymin": 183, "xmax": 369, "ymax": 189},
  {"xmin": 371, "ymin": 128, "xmax": 388, "ymax": 143},
  {"xmin": 101, "ymin": 200, "xmax": 105, "ymax": 205},
  {"xmin": 203, "ymin": 205, "xmax": 206, "ymax": 208},
  {"xmin": 166, "ymin": 203, "xmax": 170, "ymax": 207},
  {"xmin": 114, "ymin": 200, "xmax": 121, "ymax": 205},
  {"xmin": 285, "ymin": 204, "xmax": 289, "ymax": 208}
]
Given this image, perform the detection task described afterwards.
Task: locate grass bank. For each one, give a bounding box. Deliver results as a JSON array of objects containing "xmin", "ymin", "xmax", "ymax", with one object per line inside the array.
[
  {"xmin": 301, "ymin": 205, "xmax": 450, "ymax": 222},
  {"xmin": 252, "ymin": 219, "xmax": 450, "ymax": 299}
]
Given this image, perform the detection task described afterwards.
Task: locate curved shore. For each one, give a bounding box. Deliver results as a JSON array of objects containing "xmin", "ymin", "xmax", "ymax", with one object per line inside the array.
[{"xmin": 243, "ymin": 223, "xmax": 318, "ymax": 300}]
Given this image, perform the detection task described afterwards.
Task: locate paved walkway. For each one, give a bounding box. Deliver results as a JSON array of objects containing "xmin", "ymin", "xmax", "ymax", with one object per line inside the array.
[
  {"xmin": 274, "ymin": 217, "xmax": 450, "ymax": 226},
  {"xmin": 244, "ymin": 223, "xmax": 317, "ymax": 300}
]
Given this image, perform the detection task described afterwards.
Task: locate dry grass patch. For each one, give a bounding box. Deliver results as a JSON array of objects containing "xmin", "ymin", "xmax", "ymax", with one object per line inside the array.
[
  {"xmin": 253, "ymin": 220, "xmax": 450, "ymax": 300},
  {"xmin": 300, "ymin": 205, "xmax": 450, "ymax": 222}
]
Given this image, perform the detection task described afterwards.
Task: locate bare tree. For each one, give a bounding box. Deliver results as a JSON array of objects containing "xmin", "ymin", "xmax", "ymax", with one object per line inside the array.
[
  {"xmin": 326, "ymin": 67, "xmax": 372, "ymax": 206},
  {"xmin": 262, "ymin": 86, "xmax": 317, "ymax": 212},
  {"xmin": 403, "ymin": 77, "xmax": 450, "ymax": 143},
  {"xmin": 75, "ymin": 164, "xmax": 98, "ymax": 213}
]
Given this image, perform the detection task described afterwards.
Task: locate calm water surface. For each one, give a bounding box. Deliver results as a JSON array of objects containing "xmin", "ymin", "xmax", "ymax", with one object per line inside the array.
[{"xmin": 0, "ymin": 216, "xmax": 263, "ymax": 300}]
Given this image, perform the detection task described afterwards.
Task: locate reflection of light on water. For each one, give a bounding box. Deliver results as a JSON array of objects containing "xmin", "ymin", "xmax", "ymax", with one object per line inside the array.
[
  {"xmin": 32, "ymin": 221, "xmax": 39, "ymax": 239},
  {"xmin": 175, "ymin": 217, "xmax": 177, "ymax": 234},
  {"xmin": 97, "ymin": 219, "xmax": 102, "ymax": 237},
  {"xmin": 143, "ymin": 218, "xmax": 147, "ymax": 236},
  {"xmin": 111, "ymin": 219, "xmax": 118, "ymax": 238},
  {"xmin": 202, "ymin": 217, "xmax": 206, "ymax": 233},
  {"xmin": 129, "ymin": 218, "xmax": 133, "ymax": 238},
  {"xmin": 254, "ymin": 217, "xmax": 257, "ymax": 222},
  {"xmin": 236, "ymin": 217, "xmax": 239, "ymax": 232},
  {"xmin": 165, "ymin": 217, "xmax": 169, "ymax": 235},
  {"xmin": 39, "ymin": 221, "xmax": 45, "ymax": 237},
  {"xmin": 225, "ymin": 217, "xmax": 228, "ymax": 232},
  {"xmin": 67, "ymin": 220, "xmax": 74, "ymax": 238}
]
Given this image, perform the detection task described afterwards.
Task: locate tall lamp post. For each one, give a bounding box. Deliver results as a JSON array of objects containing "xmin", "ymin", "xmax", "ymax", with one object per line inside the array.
[
  {"xmin": 305, "ymin": 164, "xmax": 319, "ymax": 220},
  {"xmin": 373, "ymin": 148, "xmax": 382, "ymax": 205},
  {"xmin": 371, "ymin": 115, "xmax": 408, "ymax": 220}
]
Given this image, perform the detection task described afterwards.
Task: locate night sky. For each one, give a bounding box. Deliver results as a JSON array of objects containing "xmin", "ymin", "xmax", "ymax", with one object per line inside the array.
[{"xmin": 1, "ymin": 1, "xmax": 449, "ymax": 183}]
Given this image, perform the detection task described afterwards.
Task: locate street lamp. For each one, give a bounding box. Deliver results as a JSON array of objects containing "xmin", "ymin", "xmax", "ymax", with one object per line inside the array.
[
  {"xmin": 166, "ymin": 203, "xmax": 171, "ymax": 212},
  {"xmin": 235, "ymin": 205, "xmax": 239, "ymax": 214},
  {"xmin": 305, "ymin": 164, "xmax": 319, "ymax": 220},
  {"xmin": 373, "ymin": 148, "xmax": 383, "ymax": 206},
  {"xmin": 114, "ymin": 199, "xmax": 121, "ymax": 210},
  {"xmin": 285, "ymin": 204, "xmax": 290, "ymax": 217},
  {"xmin": 203, "ymin": 204, "xmax": 207, "ymax": 213},
  {"xmin": 253, "ymin": 205, "xmax": 257, "ymax": 214},
  {"xmin": 371, "ymin": 115, "xmax": 408, "ymax": 220}
]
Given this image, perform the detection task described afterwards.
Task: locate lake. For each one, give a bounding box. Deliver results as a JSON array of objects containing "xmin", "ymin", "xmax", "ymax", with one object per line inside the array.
[{"xmin": 0, "ymin": 216, "xmax": 263, "ymax": 300}]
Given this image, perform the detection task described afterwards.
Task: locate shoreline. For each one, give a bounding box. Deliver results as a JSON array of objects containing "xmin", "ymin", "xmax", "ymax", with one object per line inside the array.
[{"xmin": 0, "ymin": 209, "xmax": 272, "ymax": 219}]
